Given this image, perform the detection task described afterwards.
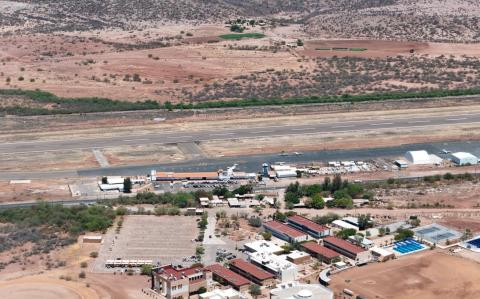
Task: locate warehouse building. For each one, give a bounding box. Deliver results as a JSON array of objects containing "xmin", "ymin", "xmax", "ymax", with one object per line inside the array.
[
  {"xmin": 405, "ymin": 150, "xmax": 432, "ymax": 165},
  {"xmin": 205, "ymin": 264, "xmax": 250, "ymax": 293},
  {"xmin": 151, "ymin": 264, "xmax": 211, "ymax": 299},
  {"xmin": 301, "ymin": 241, "xmax": 340, "ymax": 264},
  {"xmin": 323, "ymin": 236, "xmax": 371, "ymax": 265},
  {"xmin": 287, "ymin": 215, "xmax": 330, "ymax": 238},
  {"xmin": 247, "ymin": 251, "xmax": 298, "ymax": 283},
  {"xmin": 228, "ymin": 258, "xmax": 276, "ymax": 287},
  {"xmin": 451, "ymin": 152, "xmax": 478, "ymax": 166},
  {"xmin": 263, "ymin": 221, "xmax": 309, "ymax": 243}
]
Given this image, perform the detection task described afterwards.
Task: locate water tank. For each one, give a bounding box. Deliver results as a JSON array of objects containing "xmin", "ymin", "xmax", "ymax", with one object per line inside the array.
[{"xmin": 296, "ymin": 289, "xmax": 313, "ymax": 298}]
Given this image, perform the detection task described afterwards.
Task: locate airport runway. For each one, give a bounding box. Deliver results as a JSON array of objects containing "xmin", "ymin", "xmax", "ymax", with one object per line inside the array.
[
  {"xmin": 0, "ymin": 112, "xmax": 480, "ymax": 155},
  {"xmin": 1, "ymin": 140, "xmax": 479, "ymax": 180}
]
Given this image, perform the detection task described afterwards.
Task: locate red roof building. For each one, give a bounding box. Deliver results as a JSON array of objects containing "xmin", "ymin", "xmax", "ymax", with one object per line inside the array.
[
  {"xmin": 229, "ymin": 258, "xmax": 276, "ymax": 287},
  {"xmin": 301, "ymin": 241, "xmax": 340, "ymax": 264},
  {"xmin": 263, "ymin": 220, "xmax": 308, "ymax": 243},
  {"xmin": 323, "ymin": 236, "xmax": 371, "ymax": 264},
  {"xmin": 152, "ymin": 265, "xmax": 211, "ymax": 299},
  {"xmin": 205, "ymin": 264, "xmax": 250, "ymax": 292},
  {"xmin": 287, "ymin": 215, "xmax": 331, "ymax": 238}
]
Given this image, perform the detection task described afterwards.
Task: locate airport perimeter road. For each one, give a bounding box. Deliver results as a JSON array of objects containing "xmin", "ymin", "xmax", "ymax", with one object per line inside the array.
[{"xmin": 0, "ymin": 112, "xmax": 479, "ymax": 155}]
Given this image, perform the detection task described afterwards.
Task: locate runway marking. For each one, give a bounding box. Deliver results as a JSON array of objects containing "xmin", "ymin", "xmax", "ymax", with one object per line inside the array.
[
  {"xmin": 408, "ymin": 120, "xmax": 430, "ymax": 124},
  {"xmin": 291, "ymin": 127, "xmax": 316, "ymax": 131},
  {"xmin": 209, "ymin": 133, "xmax": 235, "ymax": 136},
  {"xmin": 123, "ymin": 138, "xmax": 149, "ymax": 142},
  {"xmin": 447, "ymin": 117, "xmax": 468, "ymax": 121},
  {"xmin": 255, "ymin": 130, "xmax": 274, "ymax": 134},
  {"xmin": 332, "ymin": 125, "xmax": 355, "ymax": 128},
  {"xmin": 370, "ymin": 122, "xmax": 394, "ymax": 126}
]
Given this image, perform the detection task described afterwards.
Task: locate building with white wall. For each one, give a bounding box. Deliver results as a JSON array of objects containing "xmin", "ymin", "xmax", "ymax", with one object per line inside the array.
[
  {"xmin": 247, "ymin": 251, "xmax": 298, "ymax": 283},
  {"xmin": 270, "ymin": 282, "xmax": 334, "ymax": 299},
  {"xmin": 451, "ymin": 152, "xmax": 478, "ymax": 165}
]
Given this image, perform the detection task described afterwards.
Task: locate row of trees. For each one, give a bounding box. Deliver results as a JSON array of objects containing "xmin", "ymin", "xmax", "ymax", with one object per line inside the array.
[
  {"xmin": 3, "ymin": 86, "xmax": 480, "ymax": 116},
  {"xmin": 284, "ymin": 175, "xmax": 366, "ymax": 209}
]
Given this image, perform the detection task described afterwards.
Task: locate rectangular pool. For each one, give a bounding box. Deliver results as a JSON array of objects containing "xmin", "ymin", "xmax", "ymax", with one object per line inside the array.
[{"xmin": 393, "ymin": 239, "xmax": 427, "ymax": 255}]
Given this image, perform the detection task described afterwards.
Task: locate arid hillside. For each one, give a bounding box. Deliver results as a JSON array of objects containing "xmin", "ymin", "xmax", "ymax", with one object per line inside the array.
[
  {"xmin": 1, "ymin": 0, "xmax": 480, "ymax": 104},
  {"xmin": 2, "ymin": 0, "xmax": 479, "ymax": 42}
]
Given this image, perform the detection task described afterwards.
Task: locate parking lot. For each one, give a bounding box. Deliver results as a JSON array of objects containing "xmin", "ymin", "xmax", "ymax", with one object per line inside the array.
[{"xmin": 93, "ymin": 215, "xmax": 199, "ymax": 272}]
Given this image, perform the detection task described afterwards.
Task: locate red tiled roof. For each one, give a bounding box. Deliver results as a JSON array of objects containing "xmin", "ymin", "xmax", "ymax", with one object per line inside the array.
[
  {"xmin": 157, "ymin": 265, "xmax": 204, "ymax": 280},
  {"xmin": 229, "ymin": 258, "xmax": 275, "ymax": 281},
  {"xmin": 323, "ymin": 236, "xmax": 365, "ymax": 255},
  {"xmin": 263, "ymin": 221, "xmax": 307, "ymax": 238},
  {"xmin": 301, "ymin": 241, "xmax": 340, "ymax": 259},
  {"xmin": 205, "ymin": 264, "xmax": 250, "ymax": 287},
  {"xmin": 288, "ymin": 215, "xmax": 329, "ymax": 233}
]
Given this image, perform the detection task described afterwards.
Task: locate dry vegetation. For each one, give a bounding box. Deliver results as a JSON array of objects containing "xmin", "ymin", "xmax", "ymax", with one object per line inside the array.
[{"xmin": 1, "ymin": 1, "xmax": 480, "ymax": 104}]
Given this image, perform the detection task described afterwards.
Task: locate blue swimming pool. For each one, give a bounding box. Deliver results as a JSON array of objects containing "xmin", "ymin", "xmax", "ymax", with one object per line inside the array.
[
  {"xmin": 393, "ymin": 239, "xmax": 426, "ymax": 254},
  {"xmin": 466, "ymin": 237, "xmax": 480, "ymax": 248}
]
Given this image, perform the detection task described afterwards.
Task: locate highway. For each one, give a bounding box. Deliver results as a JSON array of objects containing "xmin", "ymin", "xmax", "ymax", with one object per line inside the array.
[{"xmin": 0, "ymin": 112, "xmax": 480, "ymax": 155}]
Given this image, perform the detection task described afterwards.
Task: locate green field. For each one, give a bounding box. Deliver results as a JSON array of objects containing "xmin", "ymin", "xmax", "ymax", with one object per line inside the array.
[{"xmin": 219, "ymin": 33, "xmax": 265, "ymax": 40}]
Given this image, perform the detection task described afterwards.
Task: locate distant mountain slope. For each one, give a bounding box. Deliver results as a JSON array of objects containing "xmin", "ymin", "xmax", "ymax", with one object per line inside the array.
[{"xmin": 1, "ymin": 0, "xmax": 479, "ymax": 42}]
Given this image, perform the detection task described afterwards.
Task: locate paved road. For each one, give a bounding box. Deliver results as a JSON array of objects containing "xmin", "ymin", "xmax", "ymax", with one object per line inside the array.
[{"xmin": 1, "ymin": 112, "xmax": 479, "ymax": 155}]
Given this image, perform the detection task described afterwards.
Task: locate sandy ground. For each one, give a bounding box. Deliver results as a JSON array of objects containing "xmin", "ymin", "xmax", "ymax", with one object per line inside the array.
[
  {"xmin": 330, "ymin": 250, "xmax": 480, "ymax": 299},
  {"xmin": 0, "ymin": 234, "xmax": 151, "ymax": 299},
  {"xmin": 0, "ymin": 21, "xmax": 479, "ymax": 101},
  {"xmin": 0, "ymin": 179, "xmax": 72, "ymax": 202}
]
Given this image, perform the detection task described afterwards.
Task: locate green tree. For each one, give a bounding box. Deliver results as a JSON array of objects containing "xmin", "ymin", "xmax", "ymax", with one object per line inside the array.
[
  {"xmin": 332, "ymin": 174, "xmax": 343, "ymax": 192},
  {"xmin": 248, "ymin": 216, "xmax": 262, "ymax": 227},
  {"xmin": 310, "ymin": 194, "xmax": 325, "ymax": 209},
  {"xmin": 123, "ymin": 178, "xmax": 132, "ymax": 193},
  {"xmin": 336, "ymin": 228, "xmax": 357, "ymax": 239},
  {"xmin": 261, "ymin": 231, "xmax": 272, "ymax": 241},
  {"xmin": 358, "ymin": 214, "xmax": 372, "ymax": 230},
  {"xmin": 322, "ymin": 177, "xmax": 331, "ymax": 191},
  {"xmin": 395, "ymin": 228, "xmax": 414, "ymax": 241},
  {"xmin": 312, "ymin": 213, "xmax": 339, "ymax": 225},
  {"xmin": 196, "ymin": 246, "xmax": 205, "ymax": 256},
  {"xmin": 141, "ymin": 264, "xmax": 153, "ymax": 275},
  {"xmin": 249, "ymin": 284, "xmax": 261, "ymax": 299},
  {"xmin": 285, "ymin": 192, "xmax": 300, "ymax": 204}
]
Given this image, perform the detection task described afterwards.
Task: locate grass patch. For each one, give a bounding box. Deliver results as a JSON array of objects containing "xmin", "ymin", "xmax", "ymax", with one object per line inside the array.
[
  {"xmin": 349, "ymin": 47, "xmax": 368, "ymax": 51},
  {"xmin": 219, "ymin": 33, "xmax": 265, "ymax": 40},
  {"xmin": 315, "ymin": 47, "xmax": 368, "ymax": 52}
]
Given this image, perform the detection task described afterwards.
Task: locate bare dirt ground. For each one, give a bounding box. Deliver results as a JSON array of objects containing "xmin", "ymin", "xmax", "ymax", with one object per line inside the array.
[
  {"xmin": 1, "ymin": 24, "xmax": 480, "ymax": 102},
  {"xmin": 0, "ymin": 150, "xmax": 98, "ymax": 172},
  {"xmin": 330, "ymin": 250, "xmax": 480, "ymax": 299},
  {"xmin": 0, "ymin": 179, "xmax": 72, "ymax": 202},
  {"xmin": 0, "ymin": 235, "xmax": 151, "ymax": 299},
  {"xmin": 102, "ymin": 144, "xmax": 186, "ymax": 166}
]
